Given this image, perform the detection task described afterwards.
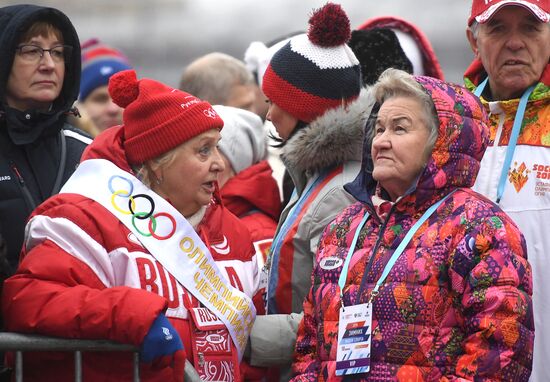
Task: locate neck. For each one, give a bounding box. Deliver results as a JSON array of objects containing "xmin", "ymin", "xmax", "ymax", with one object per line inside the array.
[
  {"xmin": 486, "ymin": 79, "xmax": 535, "ymax": 101},
  {"xmin": 186, "ymin": 206, "xmax": 207, "ymax": 229}
]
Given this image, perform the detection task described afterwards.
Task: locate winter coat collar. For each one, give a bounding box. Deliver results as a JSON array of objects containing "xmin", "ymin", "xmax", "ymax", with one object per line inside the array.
[
  {"xmin": 0, "ymin": 4, "xmax": 81, "ymax": 145},
  {"xmin": 346, "ymin": 76, "xmax": 489, "ymax": 214},
  {"xmin": 280, "ymin": 88, "xmax": 372, "ymax": 184}
]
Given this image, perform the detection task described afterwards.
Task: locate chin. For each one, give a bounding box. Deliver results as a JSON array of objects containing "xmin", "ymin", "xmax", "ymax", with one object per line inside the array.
[{"xmin": 33, "ymin": 93, "xmax": 59, "ymax": 105}]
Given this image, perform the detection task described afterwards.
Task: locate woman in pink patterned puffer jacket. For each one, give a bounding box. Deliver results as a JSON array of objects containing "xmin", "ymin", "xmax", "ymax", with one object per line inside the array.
[{"xmin": 292, "ymin": 69, "xmax": 533, "ymax": 381}]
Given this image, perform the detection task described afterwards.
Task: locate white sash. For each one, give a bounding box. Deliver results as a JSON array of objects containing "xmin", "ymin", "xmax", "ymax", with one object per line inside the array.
[{"xmin": 60, "ymin": 158, "xmax": 255, "ymax": 359}]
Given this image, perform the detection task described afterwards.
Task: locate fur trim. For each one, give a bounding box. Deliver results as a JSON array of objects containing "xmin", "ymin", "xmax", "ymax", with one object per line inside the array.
[{"xmin": 281, "ymin": 87, "xmax": 373, "ymax": 174}]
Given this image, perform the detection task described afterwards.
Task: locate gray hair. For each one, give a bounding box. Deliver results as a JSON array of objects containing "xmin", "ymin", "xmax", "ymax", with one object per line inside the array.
[
  {"xmin": 469, "ymin": 21, "xmax": 480, "ymax": 39},
  {"xmin": 369, "ymin": 68, "xmax": 439, "ymax": 156},
  {"xmin": 179, "ymin": 52, "xmax": 255, "ymax": 105}
]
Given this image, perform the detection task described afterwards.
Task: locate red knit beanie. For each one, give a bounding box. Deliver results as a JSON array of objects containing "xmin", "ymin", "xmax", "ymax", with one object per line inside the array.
[{"xmin": 108, "ymin": 70, "xmax": 224, "ymax": 164}]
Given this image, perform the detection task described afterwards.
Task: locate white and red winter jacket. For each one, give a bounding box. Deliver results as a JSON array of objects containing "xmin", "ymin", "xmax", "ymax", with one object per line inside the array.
[{"xmin": 2, "ymin": 126, "xmax": 262, "ymax": 382}]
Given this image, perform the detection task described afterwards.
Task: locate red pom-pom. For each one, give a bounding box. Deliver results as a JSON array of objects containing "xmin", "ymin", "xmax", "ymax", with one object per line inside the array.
[
  {"xmin": 308, "ymin": 2, "xmax": 351, "ymax": 47},
  {"xmin": 108, "ymin": 69, "xmax": 139, "ymax": 108}
]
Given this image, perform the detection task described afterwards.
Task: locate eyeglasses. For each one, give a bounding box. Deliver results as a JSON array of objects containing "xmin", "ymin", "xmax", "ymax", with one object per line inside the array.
[{"xmin": 15, "ymin": 44, "xmax": 72, "ymax": 64}]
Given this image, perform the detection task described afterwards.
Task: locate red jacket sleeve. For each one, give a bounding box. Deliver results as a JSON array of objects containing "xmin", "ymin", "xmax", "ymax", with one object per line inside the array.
[{"xmin": 2, "ymin": 200, "xmax": 167, "ymax": 347}]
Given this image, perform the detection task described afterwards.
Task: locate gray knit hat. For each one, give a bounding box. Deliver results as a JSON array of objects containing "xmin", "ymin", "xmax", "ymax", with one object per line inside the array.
[{"xmin": 214, "ymin": 105, "xmax": 266, "ymax": 174}]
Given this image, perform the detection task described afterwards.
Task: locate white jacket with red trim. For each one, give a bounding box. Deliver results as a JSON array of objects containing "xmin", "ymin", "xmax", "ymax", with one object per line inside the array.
[
  {"xmin": 248, "ymin": 89, "xmax": 372, "ymax": 380},
  {"xmin": 2, "ymin": 126, "xmax": 261, "ymax": 382}
]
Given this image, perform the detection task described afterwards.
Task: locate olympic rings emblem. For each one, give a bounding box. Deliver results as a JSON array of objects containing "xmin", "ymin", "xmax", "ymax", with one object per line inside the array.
[
  {"xmin": 108, "ymin": 175, "xmax": 177, "ymax": 240},
  {"xmin": 203, "ymin": 107, "xmax": 218, "ymax": 119}
]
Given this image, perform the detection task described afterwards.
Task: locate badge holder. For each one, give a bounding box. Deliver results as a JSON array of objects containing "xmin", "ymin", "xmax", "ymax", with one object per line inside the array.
[
  {"xmin": 188, "ymin": 307, "xmax": 240, "ymax": 381},
  {"xmin": 335, "ymin": 300, "xmax": 373, "ymax": 376},
  {"xmin": 334, "ymin": 192, "xmax": 454, "ymax": 377}
]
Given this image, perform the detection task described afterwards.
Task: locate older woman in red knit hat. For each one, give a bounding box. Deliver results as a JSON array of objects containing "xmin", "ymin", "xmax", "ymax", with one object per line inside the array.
[{"xmin": 2, "ymin": 69, "xmax": 263, "ymax": 382}]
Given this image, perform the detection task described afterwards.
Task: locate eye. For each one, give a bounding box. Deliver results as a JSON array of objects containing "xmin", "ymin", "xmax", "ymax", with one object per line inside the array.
[
  {"xmin": 89, "ymin": 93, "xmax": 110, "ymax": 104},
  {"xmin": 487, "ymin": 24, "xmax": 505, "ymax": 34},
  {"xmin": 20, "ymin": 45, "xmax": 41, "ymax": 57},
  {"xmin": 50, "ymin": 47, "xmax": 65, "ymax": 60},
  {"xmin": 199, "ymin": 145, "xmax": 211, "ymax": 156},
  {"xmin": 523, "ymin": 23, "xmax": 542, "ymax": 33},
  {"xmin": 374, "ymin": 126, "xmax": 385, "ymax": 135}
]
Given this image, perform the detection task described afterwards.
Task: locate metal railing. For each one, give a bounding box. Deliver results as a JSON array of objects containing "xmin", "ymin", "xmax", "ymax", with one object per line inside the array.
[{"xmin": 0, "ymin": 332, "xmax": 203, "ymax": 382}]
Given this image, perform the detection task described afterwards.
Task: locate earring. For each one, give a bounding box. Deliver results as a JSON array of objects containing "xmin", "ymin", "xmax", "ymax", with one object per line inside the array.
[{"xmin": 155, "ymin": 177, "xmax": 163, "ymax": 185}]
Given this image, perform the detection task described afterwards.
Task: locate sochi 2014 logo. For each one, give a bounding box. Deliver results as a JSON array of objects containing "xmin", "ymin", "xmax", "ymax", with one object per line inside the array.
[{"xmin": 508, "ymin": 161, "xmax": 530, "ymax": 193}]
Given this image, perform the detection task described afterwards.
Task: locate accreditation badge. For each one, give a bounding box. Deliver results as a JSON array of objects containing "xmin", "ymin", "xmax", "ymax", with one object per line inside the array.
[
  {"xmin": 335, "ymin": 303, "xmax": 372, "ymax": 376},
  {"xmin": 189, "ymin": 307, "xmax": 240, "ymax": 381},
  {"xmin": 259, "ymin": 265, "xmax": 269, "ymax": 308}
]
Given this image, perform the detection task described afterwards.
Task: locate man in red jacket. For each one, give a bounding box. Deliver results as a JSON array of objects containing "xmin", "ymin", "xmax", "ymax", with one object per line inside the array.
[{"xmin": 215, "ymin": 105, "xmax": 281, "ymax": 271}]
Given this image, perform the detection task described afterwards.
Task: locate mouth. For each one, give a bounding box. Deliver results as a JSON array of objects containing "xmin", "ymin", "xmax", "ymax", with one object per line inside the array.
[
  {"xmin": 503, "ymin": 59, "xmax": 527, "ymax": 66},
  {"xmin": 202, "ymin": 181, "xmax": 216, "ymax": 193},
  {"xmin": 34, "ymin": 80, "xmax": 56, "ymax": 86}
]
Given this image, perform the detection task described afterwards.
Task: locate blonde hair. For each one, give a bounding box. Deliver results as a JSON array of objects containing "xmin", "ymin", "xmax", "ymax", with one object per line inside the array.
[
  {"xmin": 369, "ymin": 68, "xmax": 439, "ymax": 155},
  {"xmin": 132, "ymin": 145, "xmax": 180, "ymax": 188}
]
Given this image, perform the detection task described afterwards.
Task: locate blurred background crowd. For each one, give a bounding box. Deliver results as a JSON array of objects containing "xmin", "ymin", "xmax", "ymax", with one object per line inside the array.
[{"xmin": 1, "ymin": 0, "xmax": 473, "ymax": 85}]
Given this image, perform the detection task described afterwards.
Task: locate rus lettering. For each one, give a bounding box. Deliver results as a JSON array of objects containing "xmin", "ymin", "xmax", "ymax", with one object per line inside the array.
[{"xmin": 136, "ymin": 258, "xmax": 159, "ymax": 294}]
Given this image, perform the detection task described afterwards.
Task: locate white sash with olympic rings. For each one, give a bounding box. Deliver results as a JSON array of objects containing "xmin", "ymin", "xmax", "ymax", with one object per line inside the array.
[{"xmin": 60, "ymin": 158, "xmax": 255, "ymax": 360}]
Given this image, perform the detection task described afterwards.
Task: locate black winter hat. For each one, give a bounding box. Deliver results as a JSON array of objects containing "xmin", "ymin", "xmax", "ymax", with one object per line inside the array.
[{"xmin": 348, "ymin": 28, "xmax": 413, "ymax": 86}]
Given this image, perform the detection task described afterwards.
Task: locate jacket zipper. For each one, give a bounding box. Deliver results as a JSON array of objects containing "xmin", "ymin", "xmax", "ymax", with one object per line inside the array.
[
  {"xmin": 355, "ymin": 205, "xmax": 395, "ymax": 305},
  {"xmin": 10, "ymin": 161, "xmax": 37, "ymax": 212}
]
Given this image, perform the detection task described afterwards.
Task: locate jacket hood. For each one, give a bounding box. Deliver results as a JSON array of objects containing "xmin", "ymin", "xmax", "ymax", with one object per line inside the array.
[
  {"xmin": 281, "ymin": 87, "xmax": 373, "ymax": 175},
  {"xmin": 221, "ymin": 160, "xmax": 281, "ymax": 221},
  {"xmin": 346, "ymin": 76, "xmax": 489, "ymax": 211},
  {"xmin": 0, "ymin": 4, "xmax": 81, "ymax": 144},
  {"xmin": 357, "ymin": 16, "xmax": 444, "ymax": 80}
]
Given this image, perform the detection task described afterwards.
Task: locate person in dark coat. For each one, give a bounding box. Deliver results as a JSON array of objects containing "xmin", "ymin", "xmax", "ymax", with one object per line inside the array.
[{"xmin": 0, "ymin": 4, "xmax": 91, "ymax": 275}]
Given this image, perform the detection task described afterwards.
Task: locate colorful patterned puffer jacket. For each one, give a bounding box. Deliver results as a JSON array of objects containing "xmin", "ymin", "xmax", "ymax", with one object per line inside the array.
[{"xmin": 292, "ymin": 76, "xmax": 534, "ymax": 381}]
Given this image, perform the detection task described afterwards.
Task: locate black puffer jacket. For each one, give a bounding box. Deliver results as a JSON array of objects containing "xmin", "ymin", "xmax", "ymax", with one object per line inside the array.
[{"xmin": 0, "ymin": 5, "xmax": 91, "ymax": 274}]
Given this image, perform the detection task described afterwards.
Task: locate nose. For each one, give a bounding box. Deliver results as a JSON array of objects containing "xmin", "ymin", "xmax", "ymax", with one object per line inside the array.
[
  {"xmin": 266, "ymin": 104, "xmax": 274, "ymax": 122},
  {"xmin": 106, "ymin": 98, "xmax": 121, "ymax": 115},
  {"xmin": 372, "ymin": 130, "xmax": 391, "ymax": 150},
  {"xmin": 505, "ymin": 32, "xmax": 526, "ymax": 51},
  {"xmin": 211, "ymin": 148, "xmax": 226, "ymax": 173},
  {"xmin": 38, "ymin": 51, "xmax": 56, "ymax": 70}
]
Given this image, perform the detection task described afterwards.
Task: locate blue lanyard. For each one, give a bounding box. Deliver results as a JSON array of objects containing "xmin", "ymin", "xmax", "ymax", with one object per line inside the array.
[
  {"xmin": 338, "ymin": 191, "xmax": 455, "ymax": 305},
  {"xmin": 267, "ymin": 170, "xmax": 330, "ymax": 313},
  {"xmin": 474, "ymin": 78, "xmax": 535, "ymax": 203}
]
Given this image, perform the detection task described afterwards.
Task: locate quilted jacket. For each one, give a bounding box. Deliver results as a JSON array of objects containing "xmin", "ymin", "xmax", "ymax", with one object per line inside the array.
[{"xmin": 292, "ymin": 76, "xmax": 534, "ymax": 381}]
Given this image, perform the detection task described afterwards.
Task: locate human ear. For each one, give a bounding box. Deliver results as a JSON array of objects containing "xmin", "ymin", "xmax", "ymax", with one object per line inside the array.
[{"xmin": 466, "ymin": 28, "xmax": 480, "ymax": 59}]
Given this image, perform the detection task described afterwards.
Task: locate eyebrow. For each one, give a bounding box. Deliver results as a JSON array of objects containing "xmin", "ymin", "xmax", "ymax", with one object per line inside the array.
[
  {"xmin": 488, "ymin": 13, "xmax": 540, "ymax": 26},
  {"xmin": 197, "ymin": 135, "xmax": 220, "ymax": 145},
  {"xmin": 25, "ymin": 38, "xmax": 63, "ymax": 46},
  {"xmin": 376, "ymin": 116, "xmax": 411, "ymax": 123}
]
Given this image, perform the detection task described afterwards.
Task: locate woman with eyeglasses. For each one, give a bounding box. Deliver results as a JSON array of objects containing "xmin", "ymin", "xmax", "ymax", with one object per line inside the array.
[{"xmin": 0, "ymin": 5, "xmax": 90, "ymax": 278}]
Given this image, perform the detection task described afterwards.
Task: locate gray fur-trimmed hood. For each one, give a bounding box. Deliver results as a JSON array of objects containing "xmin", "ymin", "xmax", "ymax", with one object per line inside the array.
[{"xmin": 281, "ymin": 87, "xmax": 373, "ymax": 174}]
